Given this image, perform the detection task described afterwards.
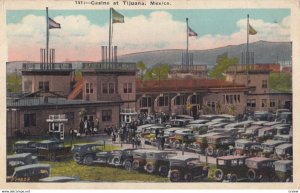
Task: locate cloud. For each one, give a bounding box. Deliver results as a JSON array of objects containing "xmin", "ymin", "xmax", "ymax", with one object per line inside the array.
[{"xmin": 7, "ymin": 12, "xmax": 290, "ymax": 61}]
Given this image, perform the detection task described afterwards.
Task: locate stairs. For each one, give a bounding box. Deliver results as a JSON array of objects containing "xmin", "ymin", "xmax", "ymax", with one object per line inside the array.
[{"xmin": 68, "ymin": 80, "xmax": 83, "ymax": 100}]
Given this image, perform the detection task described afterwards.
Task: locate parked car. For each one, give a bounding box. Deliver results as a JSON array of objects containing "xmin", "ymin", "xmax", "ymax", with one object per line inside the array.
[
  {"xmin": 168, "ymin": 155, "xmax": 208, "ymax": 182},
  {"xmin": 7, "ymin": 153, "xmax": 38, "ymax": 176},
  {"xmin": 259, "ymin": 140, "xmax": 285, "ymax": 158},
  {"xmin": 39, "ymin": 176, "xmax": 80, "ymax": 182},
  {"xmin": 7, "ymin": 164, "xmax": 50, "ymax": 182},
  {"xmin": 240, "ymin": 125, "xmax": 262, "ymax": 139},
  {"xmin": 273, "ymin": 160, "xmax": 293, "ymax": 182},
  {"xmin": 186, "ymin": 123, "xmax": 209, "ymax": 135},
  {"xmin": 274, "ymin": 143, "xmax": 292, "ymax": 160},
  {"xmin": 106, "ymin": 149, "xmax": 135, "ymax": 170},
  {"xmin": 35, "ymin": 140, "xmax": 72, "ymax": 161},
  {"xmin": 14, "ymin": 141, "xmax": 38, "ymax": 154},
  {"xmin": 166, "ymin": 119, "xmax": 190, "ymax": 128},
  {"xmin": 131, "ymin": 149, "xmax": 150, "ymax": 170},
  {"xmin": 205, "ymin": 134, "xmax": 234, "ymax": 157},
  {"xmin": 253, "ymin": 111, "xmax": 273, "ymax": 121},
  {"xmin": 71, "ymin": 143, "xmax": 105, "ymax": 165},
  {"xmin": 144, "ymin": 150, "xmax": 177, "ymax": 176},
  {"xmin": 245, "ymin": 157, "xmax": 276, "ymax": 182},
  {"xmin": 256, "ymin": 126, "xmax": 277, "ymax": 142},
  {"xmin": 193, "ymin": 132, "xmax": 220, "ymax": 154},
  {"xmin": 234, "ymin": 139, "xmax": 261, "ymax": 156},
  {"xmin": 273, "ymin": 135, "xmax": 292, "ymax": 143},
  {"xmin": 170, "ymin": 129, "xmax": 195, "ymax": 149},
  {"xmin": 214, "ymin": 155, "xmax": 248, "ymax": 182}
]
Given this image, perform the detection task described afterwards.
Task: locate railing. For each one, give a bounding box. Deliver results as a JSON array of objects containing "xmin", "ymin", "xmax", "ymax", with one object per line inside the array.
[
  {"xmin": 82, "ymin": 62, "xmax": 136, "ymax": 72},
  {"xmin": 120, "ymin": 108, "xmax": 137, "ymax": 114},
  {"xmin": 22, "ymin": 63, "xmax": 73, "ymax": 71},
  {"xmin": 172, "ymin": 65, "xmax": 207, "ymax": 71},
  {"xmin": 48, "ymin": 114, "xmax": 66, "ymax": 120}
]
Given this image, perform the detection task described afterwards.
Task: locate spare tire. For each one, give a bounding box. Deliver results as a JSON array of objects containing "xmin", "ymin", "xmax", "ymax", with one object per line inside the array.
[
  {"xmin": 230, "ymin": 173, "xmax": 238, "ymax": 182},
  {"xmin": 73, "ymin": 153, "xmax": 81, "ymax": 163},
  {"xmin": 132, "ymin": 160, "xmax": 140, "ymax": 170},
  {"xmin": 169, "ymin": 170, "xmax": 181, "ymax": 182},
  {"xmin": 206, "ymin": 146, "xmax": 214, "ymax": 156},
  {"xmin": 158, "ymin": 165, "xmax": 169, "ymax": 177},
  {"xmin": 123, "ymin": 159, "xmax": 132, "ymax": 171},
  {"xmin": 145, "ymin": 162, "xmax": 155, "ymax": 173},
  {"xmin": 215, "ymin": 169, "xmax": 224, "ymax": 181},
  {"xmin": 111, "ymin": 157, "xmax": 121, "ymax": 165},
  {"xmin": 248, "ymin": 169, "xmax": 256, "ymax": 181}
]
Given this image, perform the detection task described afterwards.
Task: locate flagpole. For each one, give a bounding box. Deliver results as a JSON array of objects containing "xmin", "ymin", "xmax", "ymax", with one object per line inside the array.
[
  {"xmin": 109, "ymin": 8, "xmax": 112, "ymax": 67},
  {"xmin": 46, "ymin": 7, "xmax": 49, "ymax": 68},
  {"xmin": 186, "ymin": 17, "xmax": 189, "ymax": 66},
  {"xmin": 246, "ymin": 14, "xmax": 249, "ymax": 64}
]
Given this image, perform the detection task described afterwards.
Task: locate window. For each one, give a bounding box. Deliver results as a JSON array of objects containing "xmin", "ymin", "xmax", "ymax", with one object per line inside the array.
[
  {"xmin": 123, "ymin": 83, "xmax": 133, "ymax": 93},
  {"xmin": 109, "ymin": 83, "xmax": 115, "ymax": 94},
  {"xmin": 262, "ymin": 80, "xmax": 268, "ymax": 88},
  {"xmin": 270, "ymin": 99, "xmax": 276, "ymax": 107},
  {"xmin": 24, "ymin": 80, "xmax": 32, "ymax": 93},
  {"xmin": 38, "ymin": 81, "xmax": 49, "ymax": 92},
  {"xmin": 158, "ymin": 96, "xmax": 169, "ymax": 107},
  {"xmin": 224, "ymin": 94, "xmax": 240, "ymax": 104},
  {"xmin": 141, "ymin": 97, "xmax": 152, "ymax": 108},
  {"xmin": 24, "ymin": 113, "xmax": 36, "ymax": 127},
  {"xmin": 247, "ymin": 99, "xmax": 256, "ymax": 107},
  {"xmin": 262, "ymin": 99, "xmax": 267, "ymax": 108},
  {"xmin": 102, "ymin": 110, "xmax": 112, "ymax": 122},
  {"xmin": 175, "ymin": 95, "xmax": 186, "ymax": 105},
  {"xmin": 102, "ymin": 83, "xmax": 108, "ymax": 94},
  {"xmin": 86, "ymin": 83, "xmax": 93, "ymax": 94}
]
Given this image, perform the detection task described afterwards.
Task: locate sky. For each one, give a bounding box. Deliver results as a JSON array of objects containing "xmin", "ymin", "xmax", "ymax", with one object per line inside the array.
[{"xmin": 6, "ymin": 9, "xmax": 290, "ymax": 62}]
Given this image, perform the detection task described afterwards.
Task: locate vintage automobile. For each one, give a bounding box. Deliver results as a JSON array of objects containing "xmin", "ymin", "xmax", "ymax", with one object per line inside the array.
[
  {"xmin": 35, "ymin": 140, "xmax": 72, "ymax": 161},
  {"xmin": 7, "ymin": 153, "xmax": 39, "ymax": 176},
  {"xmin": 275, "ymin": 111, "xmax": 292, "ymax": 124},
  {"xmin": 39, "ymin": 176, "xmax": 80, "ymax": 182},
  {"xmin": 274, "ymin": 143, "xmax": 292, "ymax": 160},
  {"xmin": 214, "ymin": 155, "xmax": 248, "ymax": 182},
  {"xmin": 142, "ymin": 125, "xmax": 166, "ymax": 144},
  {"xmin": 93, "ymin": 148, "xmax": 135, "ymax": 170},
  {"xmin": 144, "ymin": 150, "xmax": 177, "ymax": 176},
  {"xmin": 14, "ymin": 141, "xmax": 38, "ymax": 154},
  {"xmin": 240, "ymin": 125, "xmax": 262, "ymax": 139},
  {"xmin": 256, "ymin": 126, "xmax": 277, "ymax": 142},
  {"xmin": 136, "ymin": 124, "xmax": 155, "ymax": 133},
  {"xmin": 186, "ymin": 123, "xmax": 209, "ymax": 135},
  {"xmin": 225, "ymin": 121, "xmax": 253, "ymax": 129},
  {"xmin": 170, "ymin": 129, "xmax": 195, "ymax": 149},
  {"xmin": 273, "ymin": 160, "xmax": 293, "ymax": 182},
  {"xmin": 166, "ymin": 119, "xmax": 190, "ymax": 128},
  {"xmin": 193, "ymin": 132, "xmax": 220, "ymax": 154},
  {"xmin": 205, "ymin": 134, "xmax": 235, "ymax": 156},
  {"xmin": 251, "ymin": 121, "xmax": 269, "ymax": 126},
  {"xmin": 71, "ymin": 143, "xmax": 105, "ymax": 165},
  {"xmin": 188, "ymin": 119, "xmax": 210, "ymax": 125},
  {"xmin": 7, "ymin": 164, "xmax": 50, "ymax": 182},
  {"xmin": 234, "ymin": 139, "xmax": 261, "ymax": 156},
  {"xmin": 274, "ymin": 125, "xmax": 291, "ymax": 135},
  {"xmin": 273, "ymin": 134, "xmax": 292, "ymax": 143},
  {"xmin": 163, "ymin": 127, "xmax": 184, "ymax": 147},
  {"xmin": 253, "ymin": 111, "xmax": 273, "ymax": 121},
  {"xmin": 168, "ymin": 155, "xmax": 208, "ymax": 182},
  {"xmin": 131, "ymin": 149, "xmax": 150, "ymax": 170},
  {"xmin": 208, "ymin": 127, "xmax": 239, "ymax": 138},
  {"xmin": 259, "ymin": 140, "xmax": 285, "ymax": 158},
  {"xmin": 245, "ymin": 157, "xmax": 277, "ymax": 182}
]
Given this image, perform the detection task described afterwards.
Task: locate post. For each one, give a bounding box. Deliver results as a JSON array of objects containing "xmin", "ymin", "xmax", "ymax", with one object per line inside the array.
[
  {"xmin": 246, "ymin": 14, "xmax": 249, "ymax": 65},
  {"xmin": 108, "ymin": 8, "xmax": 112, "ymax": 67},
  {"xmin": 46, "ymin": 7, "xmax": 49, "ymax": 67},
  {"xmin": 186, "ymin": 18, "xmax": 189, "ymax": 66},
  {"xmin": 205, "ymin": 148, "xmax": 208, "ymax": 165}
]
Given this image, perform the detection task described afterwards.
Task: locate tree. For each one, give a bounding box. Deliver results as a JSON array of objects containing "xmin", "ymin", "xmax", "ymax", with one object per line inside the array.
[
  {"xmin": 7, "ymin": 71, "xmax": 22, "ymax": 93},
  {"xmin": 136, "ymin": 61, "xmax": 147, "ymax": 80},
  {"xmin": 269, "ymin": 72, "xmax": 292, "ymax": 92},
  {"xmin": 209, "ymin": 53, "xmax": 239, "ymax": 79},
  {"xmin": 151, "ymin": 63, "xmax": 170, "ymax": 80}
]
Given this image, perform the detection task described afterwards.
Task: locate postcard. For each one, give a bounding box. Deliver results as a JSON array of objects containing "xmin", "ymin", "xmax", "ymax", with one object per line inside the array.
[{"xmin": 1, "ymin": 0, "xmax": 299, "ymax": 190}]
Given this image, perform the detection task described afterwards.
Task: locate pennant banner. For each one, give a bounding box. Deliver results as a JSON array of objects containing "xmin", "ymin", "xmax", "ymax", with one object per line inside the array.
[
  {"xmin": 48, "ymin": 17, "xmax": 61, "ymax": 29},
  {"xmin": 188, "ymin": 26, "xmax": 198, "ymax": 36},
  {"xmin": 249, "ymin": 24, "xmax": 257, "ymax": 35},
  {"xmin": 112, "ymin": 8, "xmax": 124, "ymax": 23}
]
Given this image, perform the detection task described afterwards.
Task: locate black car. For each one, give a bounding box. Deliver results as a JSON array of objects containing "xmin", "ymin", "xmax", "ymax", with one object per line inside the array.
[
  {"xmin": 168, "ymin": 155, "xmax": 209, "ymax": 182},
  {"xmin": 14, "ymin": 141, "xmax": 38, "ymax": 154},
  {"xmin": 7, "ymin": 153, "xmax": 39, "ymax": 176},
  {"xmin": 71, "ymin": 143, "xmax": 105, "ymax": 165},
  {"xmin": 7, "ymin": 164, "xmax": 50, "ymax": 182}
]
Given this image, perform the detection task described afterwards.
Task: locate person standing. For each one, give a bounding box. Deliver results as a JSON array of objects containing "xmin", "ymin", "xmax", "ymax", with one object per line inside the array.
[{"xmin": 161, "ymin": 131, "xmax": 165, "ymax": 150}]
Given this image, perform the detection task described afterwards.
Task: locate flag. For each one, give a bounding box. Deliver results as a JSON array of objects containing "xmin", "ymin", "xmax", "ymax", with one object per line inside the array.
[
  {"xmin": 188, "ymin": 26, "xmax": 198, "ymax": 36},
  {"xmin": 48, "ymin": 17, "xmax": 61, "ymax": 29},
  {"xmin": 248, "ymin": 24, "xmax": 257, "ymax": 35},
  {"xmin": 112, "ymin": 8, "xmax": 124, "ymax": 23}
]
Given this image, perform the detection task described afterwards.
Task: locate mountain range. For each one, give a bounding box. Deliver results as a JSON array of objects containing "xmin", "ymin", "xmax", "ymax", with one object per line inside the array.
[{"xmin": 6, "ymin": 41, "xmax": 292, "ymax": 74}]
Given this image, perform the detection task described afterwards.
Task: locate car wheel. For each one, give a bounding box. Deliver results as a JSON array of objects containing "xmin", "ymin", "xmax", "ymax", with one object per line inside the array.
[
  {"xmin": 206, "ymin": 146, "xmax": 214, "ymax": 156},
  {"xmin": 259, "ymin": 174, "xmax": 270, "ymax": 182},
  {"xmin": 214, "ymin": 169, "xmax": 224, "ymax": 181},
  {"xmin": 247, "ymin": 169, "xmax": 256, "ymax": 181},
  {"xmin": 123, "ymin": 160, "xmax": 132, "ymax": 171},
  {"xmin": 158, "ymin": 165, "xmax": 169, "ymax": 177},
  {"xmin": 184, "ymin": 172, "xmax": 193, "ymax": 182},
  {"xmin": 145, "ymin": 162, "xmax": 155, "ymax": 173},
  {"xmin": 112, "ymin": 157, "xmax": 121, "ymax": 165},
  {"xmin": 132, "ymin": 160, "xmax": 140, "ymax": 170},
  {"xmin": 170, "ymin": 170, "xmax": 181, "ymax": 182},
  {"xmin": 83, "ymin": 155, "xmax": 93, "ymax": 165},
  {"xmin": 49, "ymin": 153, "xmax": 56, "ymax": 162},
  {"xmin": 73, "ymin": 153, "xmax": 81, "ymax": 163},
  {"xmin": 230, "ymin": 173, "xmax": 237, "ymax": 182}
]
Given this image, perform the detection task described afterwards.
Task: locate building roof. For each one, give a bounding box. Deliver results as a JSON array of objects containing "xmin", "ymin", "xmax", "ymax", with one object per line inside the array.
[
  {"xmin": 136, "ymin": 79, "xmax": 247, "ymax": 93},
  {"xmin": 7, "ymin": 96, "xmax": 122, "ymax": 108}
]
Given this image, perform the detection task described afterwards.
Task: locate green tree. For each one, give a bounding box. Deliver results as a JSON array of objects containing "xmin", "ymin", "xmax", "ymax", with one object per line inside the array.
[
  {"xmin": 7, "ymin": 71, "xmax": 22, "ymax": 93},
  {"xmin": 151, "ymin": 63, "xmax": 170, "ymax": 80},
  {"xmin": 136, "ymin": 61, "xmax": 147, "ymax": 80},
  {"xmin": 269, "ymin": 72, "xmax": 292, "ymax": 92},
  {"xmin": 209, "ymin": 53, "xmax": 239, "ymax": 79}
]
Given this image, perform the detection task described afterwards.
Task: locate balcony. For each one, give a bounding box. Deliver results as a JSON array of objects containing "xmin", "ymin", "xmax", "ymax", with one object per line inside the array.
[
  {"xmin": 120, "ymin": 108, "xmax": 137, "ymax": 115},
  {"xmin": 82, "ymin": 62, "xmax": 136, "ymax": 72},
  {"xmin": 22, "ymin": 63, "xmax": 73, "ymax": 71}
]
